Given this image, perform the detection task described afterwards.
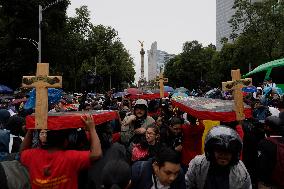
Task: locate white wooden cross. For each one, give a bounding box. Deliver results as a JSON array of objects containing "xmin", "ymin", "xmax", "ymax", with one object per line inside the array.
[
  {"xmin": 22, "ymin": 63, "xmax": 62, "ymax": 129},
  {"xmin": 156, "ymin": 69, "xmax": 168, "ymax": 98},
  {"xmin": 222, "ymin": 69, "xmax": 252, "ymax": 121}
]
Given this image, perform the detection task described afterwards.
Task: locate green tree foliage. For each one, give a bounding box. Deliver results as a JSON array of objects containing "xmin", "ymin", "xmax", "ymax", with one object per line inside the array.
[
  {"xmin": 207, "ymin": 0, "xmax": 284, "ymax": 86},
  {"xmin": 63, "ymin": 6, "xmax": 135, "ymax": 91},
  {"xmin": 165, "ymin": 0, "xmax": 284, "ymax": 90},
  {"xmin": 0, "ymin": 2, "xmax": 135, "ymax": 92},
  {"xmin": 230, "ymin": 0, "xmax": 284, "ymax": 60},
  {"xmin": 164, "ymin": 41, "xmax": 215, "ymax": 89},
  {"xmin": 0, "ymin": 0, "xmax": 69, "ymax": 88}
]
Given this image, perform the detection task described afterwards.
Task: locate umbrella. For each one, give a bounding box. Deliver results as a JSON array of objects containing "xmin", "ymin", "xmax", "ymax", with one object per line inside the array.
[
  {"xmin": 150, "ymin": 89, "xmax": 160, "ymax": 94},
  {"xmin": 143, "ymin": 90, "xmax": 154, "ymax": 94},
  {"xmin": 174, "ymin": 87, "xmax": 189, "ymax": 94},
  {"xmin": 204, "ymin": 88, "xmax": 222, "ymax": 99},
  {"xmin": 0, "ymin": 84, "xmax": 13, "ymax": 94},
  {"xmin": 62, "ymin": 94, "xmax": 75, "ymax": 103},
  {"xmin": 113, "ymin": 92, "xmax": 126, "ymax": 98},
  {"xmin": 126, "ymin": 88, "xmax": 142, "ymax": 95},
  {"xmin": 0, "ymin": 95, "xmax": 14, "ymax": 100},
  {"xmin": 242, "ymin": 86, "xmax": 257, "ymax": 93},
  {"xmin": 12, "ymin": 98, "xmax": 27, "ymax": 105},
  {"xmin": 243, "ymin": 58, "xmax": 284, "ymax": 78},
  {"xmin": 263, "ymin": 86, "xmax": 283, "ymax": 96},
  {"xmin": 164, "ymin": 86, "xmax": 174, "ymax": 92},
  {"xmin": 172, "ymin": 92, "xmax": 189, "ymax": 98}
]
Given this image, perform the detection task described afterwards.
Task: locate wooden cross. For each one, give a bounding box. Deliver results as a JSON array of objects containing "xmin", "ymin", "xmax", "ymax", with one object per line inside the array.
[
  {"xmin": 22, "ymin": 63, "xmax": 62, "ymax": 129},
  {"xmin": 156, "ymin": 69, "xmax": 168, "ymax": 98},
  {"xmin": 222, "ymin": 69, "xmax": 252, "ymax": 121}
]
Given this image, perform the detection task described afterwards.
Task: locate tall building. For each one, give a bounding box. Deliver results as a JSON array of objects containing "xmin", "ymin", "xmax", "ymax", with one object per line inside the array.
[
  {"xmin": 148, "ymin": 42, "xmax": 158, "ymax": 81},
  {"xmin": 147, "ymin": 42, "xmax": 175, "ymax": 81},
  {"xmin": 216, "ymin": 0, "xmax": 262, "ymax": 51}
]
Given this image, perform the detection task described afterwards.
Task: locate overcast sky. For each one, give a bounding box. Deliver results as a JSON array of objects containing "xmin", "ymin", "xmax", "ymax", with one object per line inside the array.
[{"xmin": 67, "ymin": 0, "xmax": 216, "ymax": 81}]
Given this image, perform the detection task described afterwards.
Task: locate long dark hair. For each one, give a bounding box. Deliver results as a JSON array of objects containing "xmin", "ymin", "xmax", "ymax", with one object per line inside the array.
[
  {"xmin": 46, "ymin": 130, "xmax": 69, "ymax": 149},
  {"xmin": 95, "ymin": 122, "xmax": 113, "ymax": 151},
  {"xmin": 101, "ymin": 160, "xmax": 130, "ymax": 189}
]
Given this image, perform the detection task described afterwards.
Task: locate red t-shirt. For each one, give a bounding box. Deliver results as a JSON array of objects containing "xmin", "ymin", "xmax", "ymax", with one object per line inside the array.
[
  {"xmin": 181, "ymin": 122, "xmax": 205, "ymax": 165},
  {"xmin": 21, "ymin": 148, "xmax": 90, "ymax": 189}
]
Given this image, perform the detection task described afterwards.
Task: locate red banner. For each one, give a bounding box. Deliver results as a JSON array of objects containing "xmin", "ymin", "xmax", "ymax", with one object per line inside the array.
[
  {"xmin": 171, "ymin": 97, "xmax": 252, "ymax": 122},
  {"xmin": 128, "ymin": 92, "xmax": 169, "ymax": 100},
  {"xmin": 26, "ymin": 110, "xmax": 119, "ymax": 130}
]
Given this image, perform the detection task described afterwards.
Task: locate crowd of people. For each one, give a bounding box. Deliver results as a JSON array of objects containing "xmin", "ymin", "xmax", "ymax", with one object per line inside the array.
[{"xmin": 0, "ymin": 80, "xmax": 283, "ymax": 189}]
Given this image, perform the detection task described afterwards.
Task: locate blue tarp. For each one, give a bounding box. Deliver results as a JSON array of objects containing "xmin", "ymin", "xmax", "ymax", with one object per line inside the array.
[{"xmin": 24, "ymin": 88, "xmax": 62, "ymax": 109}]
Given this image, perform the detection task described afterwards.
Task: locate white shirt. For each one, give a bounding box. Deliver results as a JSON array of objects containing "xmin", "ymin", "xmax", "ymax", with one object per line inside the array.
[
  {"xmin": 268, "ymin": 106, "xmax": 280, "ymax": 117},
  {"xmin": 265, "ymin": 83, "xmax": 276, "ymax": 88},
  {"xmin": 151, "ymin": 175, "xmax": 170, "ymax": 189}
]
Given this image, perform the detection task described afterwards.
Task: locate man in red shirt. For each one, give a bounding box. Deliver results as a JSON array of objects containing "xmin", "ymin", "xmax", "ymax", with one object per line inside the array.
[
  {"xmin": 20, "ymin": 114, "xmax": 102, "ymax": 189},
  {"xmin": 181, "ymin": 115, "xmax": 205, "ymax": 172}
]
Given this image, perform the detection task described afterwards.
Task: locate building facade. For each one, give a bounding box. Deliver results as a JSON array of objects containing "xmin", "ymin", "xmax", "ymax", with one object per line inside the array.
[
  {"xmin": 216, "ymin": 0, "xmax": 263, "ymax": 51},
  {"xmin": 147, "ymin": 41, "xmax": 175, "ymax": 81}
]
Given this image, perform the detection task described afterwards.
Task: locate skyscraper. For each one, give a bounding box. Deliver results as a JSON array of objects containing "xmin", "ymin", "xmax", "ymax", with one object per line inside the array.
[
  {"xmin": 216, "ymin": 0, "xmax": 235, "ymax": 51},
  {"xmin": 147, "ymin": 42, "xmax": 175, "ymax": 81},
  {"xmin": 216, "ymin": 0, "xmax": 263, "ymax": 51}
]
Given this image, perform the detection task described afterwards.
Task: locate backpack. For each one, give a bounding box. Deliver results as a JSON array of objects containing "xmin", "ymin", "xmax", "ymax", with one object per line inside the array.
[
  {"xmin": 0, "ymin": 160, "xmax": 31, "ymax": 189},
  {"xmin": 253, "ymin": 106, "xmax": 270, "ymax": 122},
  {"xmin": 267, "ymin": 137, "xmax": 284, "ymax": 188},
  {"xmin": 131, "ymin": 144, "xmax": 149, "ymax": 162}
]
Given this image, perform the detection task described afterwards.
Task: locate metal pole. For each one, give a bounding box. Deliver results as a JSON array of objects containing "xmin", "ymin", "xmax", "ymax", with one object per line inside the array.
[
  {"xmin": 38, "ymin": 5, "xmax": 42, "ymax": 63},
  {"xmin": 94, "ymin": 56, "xmax": 97, "ymax": 75},
  {"xmin": 110, "ymin": 74, "xmax": 112, "ymax": 90}
]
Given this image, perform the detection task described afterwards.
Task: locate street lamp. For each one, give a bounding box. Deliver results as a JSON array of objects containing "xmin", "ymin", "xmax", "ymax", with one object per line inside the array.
[
  {"xmin": 38, "ymin": 0, "xmax": 65, "ymax": 63},
  {"xmin": 17, "ymin": 37, "xmax": 38, "ymax": 51}
]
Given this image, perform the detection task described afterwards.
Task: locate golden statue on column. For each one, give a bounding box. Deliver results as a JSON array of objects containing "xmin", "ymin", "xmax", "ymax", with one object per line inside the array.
[{"xmin": 138, "ymin": 40, "xmax": 146, "ymax": 89}]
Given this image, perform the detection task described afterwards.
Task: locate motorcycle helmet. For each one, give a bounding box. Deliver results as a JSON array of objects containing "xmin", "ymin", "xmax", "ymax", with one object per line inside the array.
[{"xmin": 204, "ymin": 125, "xmax": 242, "ymax": 165}]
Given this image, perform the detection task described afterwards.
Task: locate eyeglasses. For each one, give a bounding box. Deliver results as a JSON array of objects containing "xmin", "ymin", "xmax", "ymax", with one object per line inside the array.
[
  {"xmin": 39, "ymin": 131, "xmax": 47, "ymax": 136},
  {"xmin": 146, "ymin": 131, "xmax": 156, "ymax": 136}
]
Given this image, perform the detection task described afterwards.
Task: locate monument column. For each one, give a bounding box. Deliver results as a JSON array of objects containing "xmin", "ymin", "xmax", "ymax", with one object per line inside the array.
[
  {"xmin": 138, "ymin": 40, "xmax": 146, "ymax": 89},
  {"xmin": 140, "ymin": 47, "xmax": 145, "ymax": 78}
]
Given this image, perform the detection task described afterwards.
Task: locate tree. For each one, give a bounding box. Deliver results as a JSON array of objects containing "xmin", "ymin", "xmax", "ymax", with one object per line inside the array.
[
  {"xmin": 0, "ymin": 0, "xmax": 70, "ymax": 88},
  {"xmin": 0, "ymin": 3, "xmax": 135, "ymax": 92},
  {"xmin": 86, "ymin": 24, "xmax": 135, "ymax": 91},
  {"xmin": 206, "ymin": 0, "xmax": 284, "ymax": 88},
  {"xmin": 164, "ymin": 41, "xmax": 216, "ymax": 89},
  {"xmin": 164, "ymin": 55, "xmax": 182, "ymax": 88},
  {"xmin": 230, "ymin": 0, "xmax": 284, "ymax": 60}
]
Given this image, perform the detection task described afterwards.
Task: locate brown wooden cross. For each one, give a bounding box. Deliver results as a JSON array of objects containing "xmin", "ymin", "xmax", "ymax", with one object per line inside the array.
[
  {"xmin": 22, "ymin": 63, "xmax": 62, "ymax": 129},
  {"xmin": 156, "ymin": 70, "xmax": 168, "ymax": 98},
  {"xmin": 222, "ymin": 69, "xmax": 252, "ymax": 121}
]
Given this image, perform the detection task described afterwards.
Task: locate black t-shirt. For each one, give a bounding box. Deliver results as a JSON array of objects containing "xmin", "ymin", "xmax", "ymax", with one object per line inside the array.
[
  {"xmin": 257, "ymin": 137, "xmax": 284, "ymax": 185},
  {"xmin": 204, "ymin": 164, "xmax": 230, "ymax": 189},
  {"xmin": 87, "ymin": 143, "xmax": 127, "ymax": 189},
  {"xmin": 242, "ymin": 120, "xmax": 265, "ymax": 183},
  {"xmin": 11, "ymin": 137, "xmax": 22, "ymax": 153}
]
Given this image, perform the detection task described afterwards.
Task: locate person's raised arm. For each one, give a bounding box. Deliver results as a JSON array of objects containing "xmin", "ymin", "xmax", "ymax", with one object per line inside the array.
[
  {"xmin": 81, "ymin": 114, "xmax": 102, "ymax": 161},
  {"xmin": 20, "ymin": 129, "xmax": 33, "ymax": 152}
]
